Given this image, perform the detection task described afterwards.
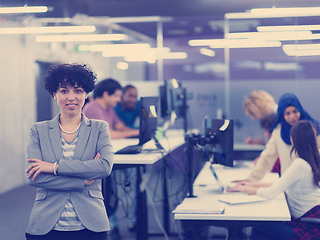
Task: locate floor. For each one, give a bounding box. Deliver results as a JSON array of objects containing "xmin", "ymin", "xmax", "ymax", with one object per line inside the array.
[{"xmin": 0, "ymin": 184, "xmax": 230, "ymax": 240}]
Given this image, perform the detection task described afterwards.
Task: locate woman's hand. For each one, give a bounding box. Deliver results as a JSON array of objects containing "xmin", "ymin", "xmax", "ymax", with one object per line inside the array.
[
  {"xmin": 228, "ymin": 181, "xmax": 271, "ymax": 195},
  {"xmin": 26, "ymin": 158, "xmax": 56, "ymax": 181},
  {"xmin": 228, "ymin": 183, "xmax": 258, "ymax": 195}
]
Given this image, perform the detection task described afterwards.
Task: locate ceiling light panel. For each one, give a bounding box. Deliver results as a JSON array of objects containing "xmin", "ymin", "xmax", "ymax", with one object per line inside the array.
[
  {"xmin": 0, "ymin": 6, "xmax": 49, "ymax": 14},
  {"xmin": 35, "ymin": 34, "xmax": 128, "ymax": 42},
  {"xmin": 0, "ymin": 26, "xmax": 96, "ymax": 34},
  {"xmin": 189, "ymin": 39, "xmax": 281, "ymax": 48},
  {"xmin": 257, "ymin": 25, "xmax": 320, "ymax": 32}
]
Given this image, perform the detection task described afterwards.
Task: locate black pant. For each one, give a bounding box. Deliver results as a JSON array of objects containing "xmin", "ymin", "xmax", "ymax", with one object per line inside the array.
[{"xmin": 25, "ymin": 229, "xmax": 108, "ymax": 240}]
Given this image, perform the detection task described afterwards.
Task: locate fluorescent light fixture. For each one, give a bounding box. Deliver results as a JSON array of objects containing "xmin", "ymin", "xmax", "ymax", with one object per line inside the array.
[
  {"xmin": 283, "ymin": 44, "xmax": 320, "ymax": 50},
  {"xmin": 225, "ymin": 31, "xmax": 315, "ymax": 41},
  {"xmin": 200, "ymin": 48, "xmax": 215, "ymax": 57},
  {"xmin": 283, "ymin": 44, "xmax": 320, "ymax": 56},
  {"xmin": 123, "ymin": 48, "xmax": 187, "ymax": 62},
  {"xmin": 77, "ymin": 43, "xmax": 150, "ymax": 53},
  {"xmin": 226, "ymin": 7, "xmax": 320, "ymax": 19},
  {"xmin": 189, "ymin": 39, "xmax": 282, "ymax": 48},
  {"xmin": 116, "ymin": 62, "xmax": 129, "ymax": 70},
  {"xmin": 283, "ymin": 49, "xmax": 320, "ymax": 56},
  {"xmin": 35, "ymin": 34, "xmax": 128, "ymax": 42},
  {"xmin": 103, "ymin": 46, "xmax": 169, "ymax": 58},
  {"xmin": 0, "ymin": 26, "xmax": 96, "ymax": 34},
  {"xmin": 257, "ymin": 25, "xmax": 320, "ymax": 32},
  {"xmin": 124, "ymin": 55, "xmax": 156, "ymax": 63},
  {"xmin": 225, "ymin": 12, "xmax": 257, "ymax": 20},
  {"xmin": 251, "ymin": 7, "xmax": 320, "ymax": 18},
  {"xmin": 0, "ymin": 6, "xmax": 49, "ymax": 14},
  {"xmin": 106, "ymin": 16, "xmax": 172, "ymax": 23}
]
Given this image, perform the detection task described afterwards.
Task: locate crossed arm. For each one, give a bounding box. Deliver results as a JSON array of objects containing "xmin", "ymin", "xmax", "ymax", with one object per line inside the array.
[
  {"xmin": 25, "ymin": 155, "xmax": 100, "ymax": 186},
  {"xmin": 25, "ymin": 122, "xmax": 113, "ymax": 191}
]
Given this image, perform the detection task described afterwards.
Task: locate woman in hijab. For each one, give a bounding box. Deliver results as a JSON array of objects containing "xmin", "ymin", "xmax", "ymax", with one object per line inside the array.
[{"xmin": 246, "ymin": 92, "xmax": 320, "ymax": 182}]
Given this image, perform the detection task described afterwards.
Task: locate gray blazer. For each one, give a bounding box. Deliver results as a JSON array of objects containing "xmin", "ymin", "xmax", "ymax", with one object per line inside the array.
[{"xmin": 26, "ymin": 114, "xmax": 114, "ymax": 235}]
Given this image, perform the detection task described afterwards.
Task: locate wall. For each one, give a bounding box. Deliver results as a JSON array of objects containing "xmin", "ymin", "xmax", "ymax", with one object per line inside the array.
[
  {"xmin": 0, "ymin": 35, "xmax": 36, "ymax": 194},
  {"xmin": 0, "ymin": 34, "xmax": 146, "ymax": 194}
]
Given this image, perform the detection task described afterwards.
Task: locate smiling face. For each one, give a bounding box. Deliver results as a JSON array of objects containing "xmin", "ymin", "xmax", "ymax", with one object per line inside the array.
[
  {"xmin": 284, "ymin": 106, "xmax": 301, "ymax": 126},
  {"xmin": 53, "ymin": 84, "xmax": 87, "ymax": 117}
]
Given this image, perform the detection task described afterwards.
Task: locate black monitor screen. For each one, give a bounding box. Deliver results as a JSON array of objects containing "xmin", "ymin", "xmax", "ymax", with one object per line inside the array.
[
  {"xmin": 205, "ymin": 119, "xmax": 234, "ymax": 167},
  {"xmin": 138, "ymin": 96, "xmax": 159, "ymax": 146},
  {"xmin": 159, "ymin": 79, "xmax": 186, "ymax": 118}
]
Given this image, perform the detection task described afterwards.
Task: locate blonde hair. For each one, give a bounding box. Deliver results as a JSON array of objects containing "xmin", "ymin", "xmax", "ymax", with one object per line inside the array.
[{"xmin": 243, "ymin": 90, "xmax": 276, "ymax": 120}]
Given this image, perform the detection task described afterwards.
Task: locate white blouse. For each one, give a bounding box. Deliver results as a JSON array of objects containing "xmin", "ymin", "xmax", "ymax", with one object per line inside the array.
[{"xmin": 257, "ymin": 158, "xmax": 320, "ymax": 218}]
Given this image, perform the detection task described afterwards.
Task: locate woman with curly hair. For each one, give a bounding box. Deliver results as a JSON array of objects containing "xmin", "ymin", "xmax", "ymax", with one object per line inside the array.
[{"xmin": 25, "ymin": 64, "xmax": 113, "ymax": 240}]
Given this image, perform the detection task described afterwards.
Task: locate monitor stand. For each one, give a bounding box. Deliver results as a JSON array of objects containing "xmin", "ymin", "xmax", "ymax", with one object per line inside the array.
[{"xmin": 209, "ymin": 163, "xmax": 228, "ymax": 194}]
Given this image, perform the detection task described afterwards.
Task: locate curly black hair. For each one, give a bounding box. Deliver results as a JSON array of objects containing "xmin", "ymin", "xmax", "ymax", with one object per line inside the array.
[
  {"xmin": 44, "ymin": 64, "xmax": 97, "ymax": 97},
  {"xmin": 93, "ymin": 78, "xmax": 122, "ymax": 99}
]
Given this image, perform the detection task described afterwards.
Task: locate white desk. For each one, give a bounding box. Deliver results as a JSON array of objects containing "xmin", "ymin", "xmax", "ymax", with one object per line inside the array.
[
  {"xmin": 233, "ymin": 143, "xmax": 265, "ymax": 161},
  {"xmin": 109, "ymin": 129, "xmax": 185, "ymax": 240},
  {"xmin": 173, "ymin": 161, "xmax": 291, "ymax": 239},
  {"xmin": 234, "ymin": 143, "xmax": 265, "ymax": 152},
  {"xmin": 112, "ymin": 129, "xmax": 185, "ymax": 165}
]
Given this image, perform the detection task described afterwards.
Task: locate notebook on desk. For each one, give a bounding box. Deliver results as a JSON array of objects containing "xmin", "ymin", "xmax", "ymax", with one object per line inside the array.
[
  {"xmin": 218, "ymin": 194, "xmax": 266, "ymax": 205},
  {"xmin": 173, "ymin": 198, "xmax": 225, "ymax": 214}
]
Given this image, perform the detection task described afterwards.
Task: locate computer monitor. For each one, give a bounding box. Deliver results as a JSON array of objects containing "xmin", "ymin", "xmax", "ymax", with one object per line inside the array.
[
  {"xmin": 138, "ymin": 96, "xmax": 159, "ymax": 146},
  {"xmin": 205, "ymin": 119, "xmax": 234, "ymax": 167},
  {"xmin": 159, "ymin": 78, "xmax": 186, "ymax": 119}
]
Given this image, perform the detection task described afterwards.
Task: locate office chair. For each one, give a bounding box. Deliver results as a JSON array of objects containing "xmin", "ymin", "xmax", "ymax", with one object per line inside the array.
[{"xmin": 301, "ymin": 217, "xmax": 320, "ymax": 225}]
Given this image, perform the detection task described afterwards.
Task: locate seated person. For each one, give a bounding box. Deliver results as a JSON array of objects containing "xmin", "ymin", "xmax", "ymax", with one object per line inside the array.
[
  {"xmin": 83, "ymin": 78, "xmax": 139, "ymax": 139},
  {"xmin": 114, "ymin": 84, "xmax": 140, "ymax": 129},
  {"xmin": 229, "ymin": 120, "xmax": 320, "ymax": 240}
]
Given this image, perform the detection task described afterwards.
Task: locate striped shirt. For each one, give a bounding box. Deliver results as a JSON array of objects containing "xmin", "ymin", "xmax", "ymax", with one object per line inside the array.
[{"xmin": 53, "ymin": 136, "xmax": 85, "ymax": 231}]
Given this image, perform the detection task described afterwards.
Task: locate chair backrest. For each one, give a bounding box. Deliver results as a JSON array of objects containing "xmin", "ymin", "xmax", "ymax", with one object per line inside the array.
[{"xmin": 301, "ymin": 217, "xmax": 320, "ymax": 224}]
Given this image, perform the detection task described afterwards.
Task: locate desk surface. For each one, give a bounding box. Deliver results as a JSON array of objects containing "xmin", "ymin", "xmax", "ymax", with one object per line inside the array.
[
  {"xmin": 173, "ymin": 161, "xmax": 291, "ymax": 222},
  {"xmin": 233, "ymin": 143, "xmax": 264, "ymax": 152},
  {"xmin": 111, "ymin": 129, "xmax": 185, "ymax": 165}
]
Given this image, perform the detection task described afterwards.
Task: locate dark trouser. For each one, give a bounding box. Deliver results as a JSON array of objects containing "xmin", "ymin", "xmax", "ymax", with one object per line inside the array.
[{"xmin": 25, "ymin": 229, "xmax": 108, "ymax": 240}]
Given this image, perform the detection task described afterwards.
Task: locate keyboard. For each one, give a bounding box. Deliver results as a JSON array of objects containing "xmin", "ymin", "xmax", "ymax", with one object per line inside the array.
[{"xmin": 114, "ymin": 144, "xmax": 142, "ymax": 154}]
